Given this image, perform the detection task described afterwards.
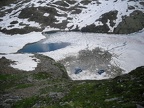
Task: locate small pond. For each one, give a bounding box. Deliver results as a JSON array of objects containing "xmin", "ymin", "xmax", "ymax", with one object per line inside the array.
[
  {"xmin": 18, "ymin": 41, "xmax": 70, "ymax": 53},
  {"xmin": 18, "ymin": 43, "xmax": 70, "ymax": 53},
  {"xmin": 18, "ymin": 31, "xmax": 71, "ymax": 53}
]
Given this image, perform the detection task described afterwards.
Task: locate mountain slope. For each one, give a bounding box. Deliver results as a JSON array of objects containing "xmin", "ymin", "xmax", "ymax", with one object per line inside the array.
[
  {"xmin": 0, "ymin": 0, "xmax": 143, "ymax": 34},
  {"xmin": 0, "ymin": 55, "xmax": 144, "ymax": 108}
]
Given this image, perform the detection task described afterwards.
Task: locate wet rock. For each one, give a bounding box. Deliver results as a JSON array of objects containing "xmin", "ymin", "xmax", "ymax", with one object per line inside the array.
[{"xmin": 105, "ymin": 97, "xmax": 119, "ymax": 102}]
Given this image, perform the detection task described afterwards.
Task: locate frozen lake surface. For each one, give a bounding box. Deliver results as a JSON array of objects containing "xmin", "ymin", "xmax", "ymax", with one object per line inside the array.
[
  {"xmin": 0, "ymin": 31, "xmax": 144, "ymax": 80},
  {"xmin": 18, "ymin": 42, "xmax": 70, "ymax": 53}
]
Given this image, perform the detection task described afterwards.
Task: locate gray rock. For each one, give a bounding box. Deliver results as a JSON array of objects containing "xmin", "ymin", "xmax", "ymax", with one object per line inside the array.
[
  {"xmin": 105, "ymin": 97, "xmax": 119, "ymax": 102},
  {"xmin": 49, "ymin": 92, "xmax": 65, "ymax": 99},
  {"xmin": 136, "ymin": 104, "xmax": 144, "ymax": 108}
]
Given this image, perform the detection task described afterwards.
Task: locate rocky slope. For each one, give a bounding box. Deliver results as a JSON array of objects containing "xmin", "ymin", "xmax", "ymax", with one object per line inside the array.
[
  {"xmin": 0, "ymin": 55, "xmax": 144, "ymax": 108},
  {"xmin": 0, "ymin": 0, "xmax": 143, "ymax": 34}
]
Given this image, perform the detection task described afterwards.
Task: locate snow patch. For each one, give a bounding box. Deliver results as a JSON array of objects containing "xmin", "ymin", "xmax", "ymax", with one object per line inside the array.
[
  {"xmin": 1, "ymin": 0, "xmax": 143, "ymax": 31},
  {"xmin": 43, "ymin": 13, "xmax": 49, "ymax": 17},
  {"xmin": 0, "ymin": 54, "xmax": 39, "ymax": 71}
]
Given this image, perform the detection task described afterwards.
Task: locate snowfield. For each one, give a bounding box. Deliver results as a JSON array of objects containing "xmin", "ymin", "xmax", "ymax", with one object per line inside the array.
[
  {"xmin": 0, "ymin": 0, "xmax": 143, "ymax": 33},
  {"xmin": 0, "ymin": 30, "xmax": 144, "ymax": 80}
]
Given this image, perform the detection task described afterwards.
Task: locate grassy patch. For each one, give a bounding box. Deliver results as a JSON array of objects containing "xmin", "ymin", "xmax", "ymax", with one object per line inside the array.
[
  {"xmin": 33, "ymin": 72, "xmax": 52, "ymax": 80},
  {"xmin": 0, "ymin": 74, "xmax": 21, "ymax": 81},
  {"xmin": 12, "ymin": 96, "xmax": 38, "ymax": 108},
  {"xmin": 1, "ymin": 66, "xmax": 144, "ymax": 108},
  {"xmin": 54, "ymin": 67, "xmax": 144, "ymax": 108},
  {"xmin": 15, "ymin": 83, "xmax": 34, "ymax": 89},
  {"xmin": 0, "ymin": 73, "xmax": 26, "ymax": 91}
]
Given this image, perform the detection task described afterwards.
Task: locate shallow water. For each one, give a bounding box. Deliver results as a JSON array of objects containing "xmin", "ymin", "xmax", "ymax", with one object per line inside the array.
[
  {"xmin": 18, "ymin": 31, "xmax": 72, "ymax": 53},
  {"xmin": 18, "ymin": 42, "xmax": 70, "ymax": 53}
]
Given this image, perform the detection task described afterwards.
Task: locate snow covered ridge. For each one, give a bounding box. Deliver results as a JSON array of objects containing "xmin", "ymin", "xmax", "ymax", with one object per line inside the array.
[{"xmin": 0, "ymin": 0, "xmax": 144, "ymax": 34}]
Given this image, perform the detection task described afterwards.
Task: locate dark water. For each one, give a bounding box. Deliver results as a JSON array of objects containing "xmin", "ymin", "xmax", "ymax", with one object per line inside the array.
[{"xmin": 18, "ymin": 42, "xmax": 70, "ymax": 53}]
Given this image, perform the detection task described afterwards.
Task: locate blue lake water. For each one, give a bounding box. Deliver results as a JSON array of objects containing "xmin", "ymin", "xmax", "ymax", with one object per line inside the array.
[
  {"xmin": 18, "ymin": 31, "xmax": 71, "ymax": 53},
  {"xmin": 18, "ymin": 42, "xmax": 70, "ymax": 53}
]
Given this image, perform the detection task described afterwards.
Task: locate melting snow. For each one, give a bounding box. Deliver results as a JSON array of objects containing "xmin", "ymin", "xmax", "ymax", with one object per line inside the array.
[
  {"xmin": 0, "ymin": 0, "xmax": 143, "ymax": 32},
  {"xmin": 41, "ymin": 31, "xmax": 144, "ymax": 80},
  {"xmin": 0, "ymin": 54, "xmax": 39, "ymax": 71},
  {"xmin": 0, "ymin": 31, "xmax": 144, "ymax": 79}
]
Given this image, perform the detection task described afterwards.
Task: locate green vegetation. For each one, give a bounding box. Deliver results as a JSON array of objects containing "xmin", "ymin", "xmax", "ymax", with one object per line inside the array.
[
  {"xmin": 57, "ymin": 67, "xmax": 144, "ymax": 108},
  {"xmin": 10, "ymin": 67, "xmax": 144, "ymax": 108},
  {"xmin": 0, "ymin": 54, "xmax": 143, "ymax": 108},
  {"xmin": 12, "ymin": 96, "xmax": 38, "ymax": 108},
  {"xmin": 0, "ymin": 73, "xmax": 27, "ymax": 92},
  {"xmin": 33, "ymin": 72, "xmax": 52, "ymax": 80},
  {"xmin": 15, "ymin": 83, "xmax": 34, "ymax": 89}
]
